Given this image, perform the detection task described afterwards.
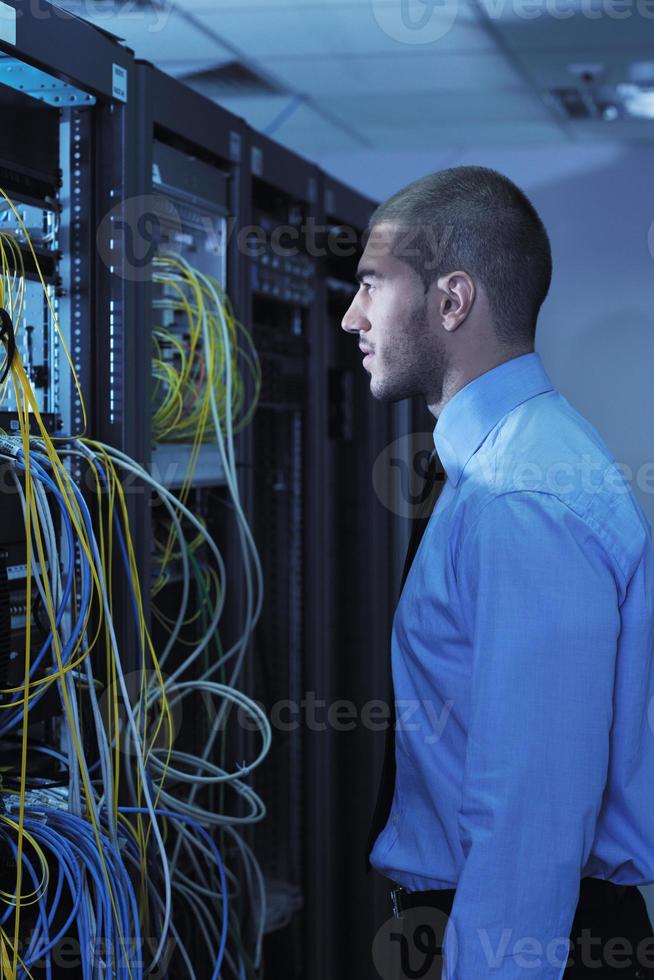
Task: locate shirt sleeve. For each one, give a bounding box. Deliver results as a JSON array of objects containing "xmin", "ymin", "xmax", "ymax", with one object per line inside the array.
[{"xmin": 443, "ymin": 490, "xmax": 621, "ymax": 979}]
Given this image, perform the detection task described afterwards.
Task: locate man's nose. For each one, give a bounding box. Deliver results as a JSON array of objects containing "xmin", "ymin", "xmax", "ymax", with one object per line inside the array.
[{"xmin": 341, "ymin": 298, "xmax": 368, "ymax": 334}]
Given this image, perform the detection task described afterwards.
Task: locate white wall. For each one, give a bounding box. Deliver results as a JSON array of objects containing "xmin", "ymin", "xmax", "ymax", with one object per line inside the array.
[{"xmin": 320, "ymin": 140, "xmax": 654, "ymax": 920}]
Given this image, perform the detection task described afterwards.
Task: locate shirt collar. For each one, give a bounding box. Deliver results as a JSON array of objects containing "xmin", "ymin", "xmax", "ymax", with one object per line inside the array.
[{"xmin": 432, "ymin": 351, "xmax": 554, "ymax": 487}]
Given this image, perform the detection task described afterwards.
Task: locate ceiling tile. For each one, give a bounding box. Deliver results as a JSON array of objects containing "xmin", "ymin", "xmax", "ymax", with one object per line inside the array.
[
  {"xmin": 172, "ymin": 0, "xmax": 355, "ymax": 7},
  {"xmin": 261, "ymin": 50, "xmax": 526, "ymax": 96},
  {"xmin": 315, "ymin": 88, "xmax": 554, "ymax": 126},
  {"xmin": 477, "ymin": 0, "xmax": 654, "ymax": 49},
  {"xmin": 173, "ymin": 0, "xmax": 471, "ymax": 11},
  {"xmin": 363, "ymin": 118, "xmax": 565, "ymax": 145},
  {"xmin": 191, "ymin": 3, "xmax": 486, "ymax": 59},
  {"xmin": 563, "ymin": 119, "xmax": 654, "ymax": 140},
  {"xmin": 510, "ymin": 45, "xmax": 654, "ymax": 87}
]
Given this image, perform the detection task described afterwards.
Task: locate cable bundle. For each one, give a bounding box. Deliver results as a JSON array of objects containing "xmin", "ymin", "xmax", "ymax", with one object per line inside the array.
[
  {"xmin": 152, "ymin": 254, "xmax": 260, "ymax": 439},
  {"xmin": 0, "ymin": 191, "xmax": 269, "ymax": 978},
  {"xmin": 0, "ymin": 803, "xmax": 142, "ymax": 979},
  {"xmin": 151, "ymin": 254, "xmax": 261, "ymax": 598}
]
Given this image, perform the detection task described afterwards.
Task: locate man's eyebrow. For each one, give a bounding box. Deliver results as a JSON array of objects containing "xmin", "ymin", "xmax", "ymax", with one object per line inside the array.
[{"xmin": 355, "ymin": 268, "xmax": 384, "ymax": 283}]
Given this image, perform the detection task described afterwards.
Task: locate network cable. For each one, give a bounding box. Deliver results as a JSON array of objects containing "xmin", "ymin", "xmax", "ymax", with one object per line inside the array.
[{"xmin": 0, "ymin": 188, "xmax": 271, "ymax": 977}]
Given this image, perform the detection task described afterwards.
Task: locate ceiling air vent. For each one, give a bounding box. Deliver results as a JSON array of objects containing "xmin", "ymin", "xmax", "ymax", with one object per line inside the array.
[{"xmin": 549, "ymin": 87, "xmax": 596, "ymax": 119}]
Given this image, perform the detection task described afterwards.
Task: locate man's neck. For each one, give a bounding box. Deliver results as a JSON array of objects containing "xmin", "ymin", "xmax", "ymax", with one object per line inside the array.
[{"xmin": 426, "ymin": 348, "xmax": 535, "ymax": 419}]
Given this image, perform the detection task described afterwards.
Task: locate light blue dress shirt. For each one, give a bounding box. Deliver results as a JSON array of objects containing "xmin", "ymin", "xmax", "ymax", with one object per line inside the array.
[{"xmin": 370, "ymin": 351, "xmax": 654, "ymax": 978}]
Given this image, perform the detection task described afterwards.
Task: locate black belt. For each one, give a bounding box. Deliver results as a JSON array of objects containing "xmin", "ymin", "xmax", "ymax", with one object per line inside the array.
[
  {"xmin": 390, "ymin": 884, "xmax": 454, "ymax": 919},
  {"xmin": 390, "ymin": 875, "xmax": 632, "ymax": 920}
]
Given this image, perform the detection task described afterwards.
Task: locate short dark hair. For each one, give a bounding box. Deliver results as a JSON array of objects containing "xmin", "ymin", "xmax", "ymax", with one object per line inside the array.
[{"xmin": 367, "ymin": 166, "xmax": 552, "ymax": 348}]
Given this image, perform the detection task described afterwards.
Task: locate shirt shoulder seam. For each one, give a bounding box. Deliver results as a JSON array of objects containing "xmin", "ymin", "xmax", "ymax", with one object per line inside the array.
[{"xmin": 457, "ymin": 488, "xmax": 628, "ymax": 594}]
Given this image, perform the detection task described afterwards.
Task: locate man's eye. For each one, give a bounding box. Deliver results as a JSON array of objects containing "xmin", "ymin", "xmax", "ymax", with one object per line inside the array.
[{"xmin": 362, "ymin": 281, "xmax": 375, "ymax": 292}]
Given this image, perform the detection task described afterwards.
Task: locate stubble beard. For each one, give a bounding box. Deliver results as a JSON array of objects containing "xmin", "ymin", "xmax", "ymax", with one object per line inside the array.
[{"xmin": 369, "ymin": 300, "xmax": 447, "ymax": 404}]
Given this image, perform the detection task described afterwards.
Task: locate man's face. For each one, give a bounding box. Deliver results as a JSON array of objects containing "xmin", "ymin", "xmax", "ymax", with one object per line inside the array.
[{"xmin": 341, "ymin": 221, "xmax": 447, "ymax": 404}]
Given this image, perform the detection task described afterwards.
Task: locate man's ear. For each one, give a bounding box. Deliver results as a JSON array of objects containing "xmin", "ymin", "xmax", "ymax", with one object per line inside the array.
[{"xmin": 436, "ymin": 271, "xmax": 475, "ymax": 332}]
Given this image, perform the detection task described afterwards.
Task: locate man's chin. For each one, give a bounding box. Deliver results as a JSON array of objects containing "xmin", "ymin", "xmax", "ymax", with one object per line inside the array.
[{"xmin": 369, "ymin": 377, "xmax": 407, "ymax": 404}]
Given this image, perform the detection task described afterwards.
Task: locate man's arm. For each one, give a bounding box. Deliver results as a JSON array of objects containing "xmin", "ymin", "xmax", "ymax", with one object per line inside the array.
[{"xmin": 443, "ymin": 490, "xmax": 621, "ymax": 979}]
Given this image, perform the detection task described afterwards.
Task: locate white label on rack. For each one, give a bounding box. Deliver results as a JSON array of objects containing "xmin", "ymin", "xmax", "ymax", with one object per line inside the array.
[
  {"xmin": 0, "ymin": 2, "xmax": 16, "ymax": 46},
  {"xmin": 251, "ymin": 145, "xmax": 263, "ymax": 177},
  {"xmin": 112, "ymin": 63, "xmax": 128, "ymax": 103}
]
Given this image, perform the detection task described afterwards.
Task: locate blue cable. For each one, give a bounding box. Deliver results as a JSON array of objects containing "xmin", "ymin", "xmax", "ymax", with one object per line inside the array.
[
  {"xmin": 118, "ymin": 806, "xmax": 229, "ymax": 980},
  {"xmin": 0, "ymin": 832, "xmax": 52, "ymax": 978},
  {"xmin": 21, "ymin": 821, "xmax": 80, "ymax": 978},
  {"xmin": 46, "ymin": 810, "xmax": 138, "ymax": 980},
  {"xmin": 7, "ymin": 816, "xmax": 86, "ymax": 977},
  {"xmin": 0, "ymin": 808, "xmax": 143, "ymax": 980},
  {"xmin": 25, "ymin": 808, "xmax": 91, "ymax": 967},
  {"xmin": 1, "ymin": 448, "xmax": 235, "ymax": 978}
]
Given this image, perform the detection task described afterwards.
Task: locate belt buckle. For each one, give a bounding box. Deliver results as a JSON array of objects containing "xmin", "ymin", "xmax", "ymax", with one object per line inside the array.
[{"xmin": 390, "ymin": 885, "xmax": 408, "ymax": 919}]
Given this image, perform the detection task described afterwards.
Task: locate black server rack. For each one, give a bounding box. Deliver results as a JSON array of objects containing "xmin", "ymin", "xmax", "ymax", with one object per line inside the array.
[
  {"xmin": 131, "ymin": 59, "xmax": 249, "ymax": 627},
  {"xmin": 131, "ymin": 62, "xmax": 268, "ymax": 976},
  {"xmin": 0, "ymin": 14, "xmax": 136, "ymax": 714},
  {"xmin": 239, "ymin": 126, "xmax": 322, "ymax": 980},
  {"xmin": 0, "ymin": 3, "xmax": 134, "ymax": 484},
  {"xmin": 316, "ymin": 171, "xmax": 396, "ymax": 980},
  {"xmin": 0, "ymin": 4, "xmax": 140, "ymax": 976},
  {"xmin": 132, "ymin": 59, "xmax": 247, "ymax": 479}
]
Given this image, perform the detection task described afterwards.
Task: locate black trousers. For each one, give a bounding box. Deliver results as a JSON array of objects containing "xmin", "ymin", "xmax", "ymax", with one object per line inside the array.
[
  {"xmin": 376, "ymin": 877, "xmax": 654, "ymax": 979},
  {"xmin": 566, "ymin": 880, "xmax": 654, "ymax": 978}
]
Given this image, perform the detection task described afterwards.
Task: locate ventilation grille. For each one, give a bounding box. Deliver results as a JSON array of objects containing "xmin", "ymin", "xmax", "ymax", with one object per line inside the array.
[
  {"xmin": 550, "ymin": 87, "xmax": 595, "ymax": 119},
  {"xmin": 548, "ymin": 86, "xmax": 615, "ymax": 120}
]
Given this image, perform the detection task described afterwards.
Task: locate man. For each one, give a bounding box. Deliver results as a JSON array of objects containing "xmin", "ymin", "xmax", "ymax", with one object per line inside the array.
[{"xmin": 341, "ymin": 166, "xmax": 654, "ymax": 979}]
